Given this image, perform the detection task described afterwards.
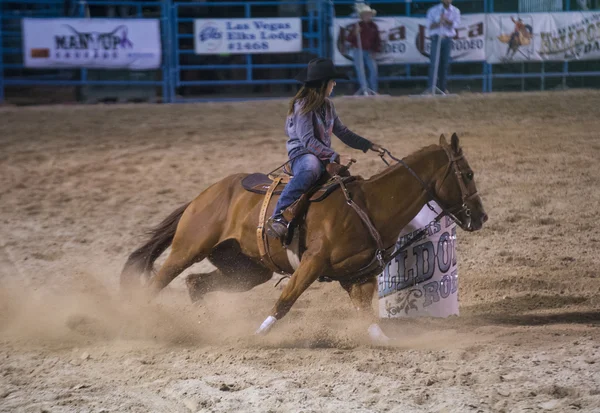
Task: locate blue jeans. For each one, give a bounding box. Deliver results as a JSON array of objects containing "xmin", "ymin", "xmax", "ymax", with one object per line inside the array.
[
  {"xmin": 428, "ymin": 35, "xmax": 452, "ymax": 92},
  {"xmin": 272, "ymin": 153, "xmax": 324, "ymax": 217},
  {"xmin": 351, "ymin": 48, "xmax": 378, "ymax": 93}
]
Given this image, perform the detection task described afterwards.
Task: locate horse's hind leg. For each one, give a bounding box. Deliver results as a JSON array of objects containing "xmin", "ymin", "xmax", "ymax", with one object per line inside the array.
[
  {"xmin": 185, "ymin": 266, "xmax": 272, "ymax": 303},
  {"xmin": 185, "ymin": 239, "xmax": 273, "ymax": 303},
  {"xmin": 340, "ymin": 276, "xmax": 390, "ymax": 345},
  {"xmin": 186, "ymin": 270, "xmax": 221, "ymax": 303},
  {"xmin": 147, "ymin": 246, "xmax": 205, "ymax": 296},
  {"xmin": 147, "ymin": 217, "xmax": 222, "ymax": 296}
]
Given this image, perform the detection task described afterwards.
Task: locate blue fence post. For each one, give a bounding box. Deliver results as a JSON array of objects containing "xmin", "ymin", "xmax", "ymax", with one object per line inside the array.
[
  {"xmin": 329, "ymin": 0, "xmax": 336, "ymax": 59},
  {"xmin": 171, "ymin": 2, "xmax": 179, "ymax": 103},
  {"xmin": 541, "ymin": 61, "xmax": 545, "ymax": 91},
  {"xmin": 79, "ymin": 1, "xmax": 88, "ymax": 91},
  {"xmin": 405, "ymin": 0, "xmax": 411, "ymax": 88},
  {"xmin": 0, "ymin": 2, "xmax": 4, "ymax": 104},
  {"xmin": 161, "ymin": 0, "xmax": 170, "ymax": 103},
  {"xmin": 564, "ymin": 0, "xmax": 570, "ymax": 88},
  {"xmin": 486, "ymin": 0, "xmax": 493, "ymax": 93},
  {"xmin": 318, "ymin": 0, "xmax": 324, "ymax": 57},
  {"xmin": 245, "ymin": 3, "xmax": 252, "ymax": 82}
]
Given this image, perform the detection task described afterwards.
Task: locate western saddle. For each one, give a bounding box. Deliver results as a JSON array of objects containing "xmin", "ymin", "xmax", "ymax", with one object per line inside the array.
[{"xmin": 241, "ymin": 162, "xmax": 359, "ymax": 274}]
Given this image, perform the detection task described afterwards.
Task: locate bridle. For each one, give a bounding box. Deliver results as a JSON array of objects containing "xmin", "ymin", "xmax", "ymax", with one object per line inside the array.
[
  {"xmin": 435, "ymin": 144, "xmax": 480, "ymax": 230},
  {"xmin": 378, "ymin": 144, "xmax": 479, "ymax": 231}
]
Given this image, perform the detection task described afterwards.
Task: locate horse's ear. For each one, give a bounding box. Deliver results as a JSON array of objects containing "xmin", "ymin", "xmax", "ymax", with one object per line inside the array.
[
  {"xmin": 439, "ymin": 134, "xmax": 448, "ymax": 147},
  {"xmin": 451, "ymin": 133, "xmax": 460, "ymax": 154}
]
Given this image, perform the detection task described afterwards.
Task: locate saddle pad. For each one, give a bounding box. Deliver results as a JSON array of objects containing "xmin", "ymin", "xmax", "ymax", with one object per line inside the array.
[
  {"xmin": 241, "ymin": 173, "xmax": 358, "ymax": 203},
  {"xmin": 242, "ymin": 173, "xmax": 285, "ymax": 195}
]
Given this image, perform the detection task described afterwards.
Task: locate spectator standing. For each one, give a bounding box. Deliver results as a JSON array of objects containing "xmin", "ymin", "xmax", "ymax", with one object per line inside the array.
[
  {"xmin": 347, "ymin": 4, "xmax": 381, "ymax": 94},
  {"xmin": 425, "ymin": 0, "xmax": 460, "ymax": 94}
]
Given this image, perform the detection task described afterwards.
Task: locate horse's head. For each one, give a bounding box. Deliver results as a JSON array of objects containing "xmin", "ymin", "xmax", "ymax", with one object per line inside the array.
[{"xmin": 435, "ymin": 133, "xmax": 488, "ymax": 232}]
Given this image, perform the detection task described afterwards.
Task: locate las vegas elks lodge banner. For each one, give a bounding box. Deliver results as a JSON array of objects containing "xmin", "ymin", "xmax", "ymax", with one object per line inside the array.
[
  {"xmin": 486, "ymin": 12, "xmax": 600, "ymax": 63},
  {"xmin": 194, "ymin": 18, "xmax": 302, "ymax": 55},
  {"xmin": 332, "ymin": 14, "xmax": 486, "ymax": 66},
  {"xmin": 22, "ymin": 18, "xmax": 162, "ymax": 70}
]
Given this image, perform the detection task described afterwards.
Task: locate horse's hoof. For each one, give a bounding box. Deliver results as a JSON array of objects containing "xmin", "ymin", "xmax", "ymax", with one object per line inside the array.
[
  {"xmin": 368, "ymin": 323, "xmax": 391, "ymax": 345},
  {"xmin": 255, "ymin": 315, "xmax": 277, "ymax": 336}
]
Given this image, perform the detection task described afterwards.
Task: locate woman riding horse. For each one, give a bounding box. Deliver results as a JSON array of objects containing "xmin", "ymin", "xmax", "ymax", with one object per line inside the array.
[
  {"xmin": 119, "ymin": 59, "xmax": 488, "ymax": 343},
  {"xmin": 265, "ymin": 58, "xmax": 384, "ymax": 240}
]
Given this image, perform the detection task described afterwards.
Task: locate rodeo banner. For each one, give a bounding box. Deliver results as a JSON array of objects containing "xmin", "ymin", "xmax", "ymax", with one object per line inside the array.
[
  {"xmin": 194, "ymin": 18, "xmax": 302, "ymax": 55},
  {"xmin": 22, "ymin": 18, "xmax": 161, "ymax": 70},
  {"xmin": 486, "ymin": 12, "xmax": 600, "ymax": 63},
  {"xmin": 377, "ymin": 201, "xmax": 459, "ymax": 319},
  {"xmin": 333, "ymin": 14, "xmax": 485, "ymax": 66}
]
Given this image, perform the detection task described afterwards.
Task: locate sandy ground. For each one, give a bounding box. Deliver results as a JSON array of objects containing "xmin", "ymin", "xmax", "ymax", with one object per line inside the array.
[{"xmin": 1, "ymin": 90, "xmax": 600, "ymax": 413}]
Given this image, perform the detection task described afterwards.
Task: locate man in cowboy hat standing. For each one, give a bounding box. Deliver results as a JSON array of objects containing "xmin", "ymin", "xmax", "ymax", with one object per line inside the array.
[
  {"xmin": 346, "ymin": 4, "xmax": 382, "ymax": 94},
  {"xmin": 426, "ymin": 0, "xmax": 460, "ymax": 94}
]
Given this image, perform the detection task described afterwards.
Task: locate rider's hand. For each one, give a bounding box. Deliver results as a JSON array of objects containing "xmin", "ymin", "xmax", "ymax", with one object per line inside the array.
[
  {"xmin": 370, "ymin": 143, "xmax": 385, "ymax": 155},
  {"xmin": 339, "ymin": 154, "xmax": 354, "ymax": 166}
]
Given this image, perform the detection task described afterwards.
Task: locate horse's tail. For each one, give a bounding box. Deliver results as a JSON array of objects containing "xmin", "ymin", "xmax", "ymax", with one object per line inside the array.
[{"xmin": 120, "ymin": 201, "xmax": 191, "ymax": 289}]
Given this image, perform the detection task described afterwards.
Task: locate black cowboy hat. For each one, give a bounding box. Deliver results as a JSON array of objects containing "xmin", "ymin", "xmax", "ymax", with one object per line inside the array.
[{"xmin": 294, "ymin": 58, "xmax": 349, "ymax": 84}]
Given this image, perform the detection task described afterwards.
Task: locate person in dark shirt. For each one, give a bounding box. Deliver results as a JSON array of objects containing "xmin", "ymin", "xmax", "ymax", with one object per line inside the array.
[{"xmin": 346, "ymin": 4, "xmax": 381, "ymax": 94}]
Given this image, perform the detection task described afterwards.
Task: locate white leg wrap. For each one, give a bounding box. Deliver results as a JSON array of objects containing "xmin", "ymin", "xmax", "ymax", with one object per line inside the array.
[
  {"xmin": 255, "ymin": 315, "xmax": 277, "ymax": 335},
  {"xmin": 368, "ymin": 323, "xmax": 391, "ymax": 345}
]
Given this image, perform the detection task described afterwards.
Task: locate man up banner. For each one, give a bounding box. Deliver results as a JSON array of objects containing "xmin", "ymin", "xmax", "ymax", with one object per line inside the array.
[{"xmin": 22, "ymin": 18, "xmax": 162, "ymax": 70}]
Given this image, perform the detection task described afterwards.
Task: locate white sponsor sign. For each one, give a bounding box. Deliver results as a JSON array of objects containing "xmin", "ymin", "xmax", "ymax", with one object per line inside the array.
[
  {"xmin": 486, "ymin": 12, "xmax": 600, "ymax": 63},
  {"xmin": 378, "ymin": 202, "xmax": 459, "ymax": 319},
  {"xmin": 332, "ymin": 14, "xmax": 485, "ymax": 66},
  {"xmin": 22, "ymin": 18, "xmax": 161, "ymax": 69},
  {"xmin": 194, "ymin": 18, "xmax": 302, "ymax": 55}
]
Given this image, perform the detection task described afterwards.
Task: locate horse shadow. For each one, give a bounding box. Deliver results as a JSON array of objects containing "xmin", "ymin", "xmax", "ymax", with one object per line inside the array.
[{"xmin": 465, "ymin": 294, "xmax": 600, "ymax": 326}]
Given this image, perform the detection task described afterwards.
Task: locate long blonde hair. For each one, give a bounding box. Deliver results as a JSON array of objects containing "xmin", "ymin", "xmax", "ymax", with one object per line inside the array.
[{"xmin": 288, "ymin": 82, "xmax": 329, "ymax": 116}]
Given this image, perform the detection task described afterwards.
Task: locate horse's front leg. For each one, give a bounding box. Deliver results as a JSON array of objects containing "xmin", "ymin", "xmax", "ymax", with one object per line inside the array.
[
  {"xmin": 255, "ymin": 253, "xmax": 326, "ymax": 335},
  {"xmin": 340, "ymin": 276, "xmax": 391, "ymax": 345}
]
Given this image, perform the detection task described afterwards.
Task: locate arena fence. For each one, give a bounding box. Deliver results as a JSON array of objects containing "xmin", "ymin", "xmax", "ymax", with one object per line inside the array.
[{"xmin": 1, "ymin": 0, "xmax": 599, "ymax": 103}]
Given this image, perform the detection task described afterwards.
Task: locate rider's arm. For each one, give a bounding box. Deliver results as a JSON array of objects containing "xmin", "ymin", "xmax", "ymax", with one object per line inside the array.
[
  {"xmin": 331, "ymin": 104, "xmax": 373, "ymax": 153},
  {"xmin": 295, "ymin": 110, "xmax": 340, "ymax": 163}
]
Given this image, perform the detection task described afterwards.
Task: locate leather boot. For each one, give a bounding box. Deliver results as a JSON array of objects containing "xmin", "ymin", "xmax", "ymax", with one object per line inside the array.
[{"xmin": 265, "ymin": 214, "xmax": 289, "ymax": 240}]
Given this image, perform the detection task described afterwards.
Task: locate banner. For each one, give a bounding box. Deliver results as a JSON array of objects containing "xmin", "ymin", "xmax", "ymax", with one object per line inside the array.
[
  {"xmin": 194, "ymin": 18, "xmax": 302, "ymax": 55},
  {"xmin": 332, "ymin": 14, "xmax": 485, "ymax": 66},
  {"xmin": 377, "ymin": 202, "xmax": 459, "ymax": 319},
  {"xmin": 22, "ymin": 18, "xmax": 161, "ymax": 70},
  {"xmin": 486, "ymin": 12, "xmax": 600, "ymax": 63}
]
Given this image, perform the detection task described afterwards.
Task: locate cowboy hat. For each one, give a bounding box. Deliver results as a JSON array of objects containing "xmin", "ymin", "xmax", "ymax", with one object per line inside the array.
[
  {"xmin": 294, "ymin": 58, "xmax": 349, "ymax": 84},
  {"xmin": 355, "ymin": 3, "xmax": 377, "ymax": 16}
]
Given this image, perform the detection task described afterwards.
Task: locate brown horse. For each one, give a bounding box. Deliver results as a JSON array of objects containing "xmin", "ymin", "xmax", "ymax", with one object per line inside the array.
[{"xmin": 120, "ymin": 134, "xmax": 487, "ymax": 343}]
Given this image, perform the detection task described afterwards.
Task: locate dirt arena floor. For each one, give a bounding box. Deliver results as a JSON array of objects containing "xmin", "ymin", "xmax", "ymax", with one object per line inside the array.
[{"xmin": 1, "ymin": 90, "xmax": 600, "ymax": 413}]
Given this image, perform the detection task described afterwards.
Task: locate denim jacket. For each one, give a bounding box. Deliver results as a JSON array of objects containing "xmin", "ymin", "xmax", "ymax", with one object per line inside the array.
[{"xmin": 285, "ymin": 98, "xmax": 373, "ymax": 163}]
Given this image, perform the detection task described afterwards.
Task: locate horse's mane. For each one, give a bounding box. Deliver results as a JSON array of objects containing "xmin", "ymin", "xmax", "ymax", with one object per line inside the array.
[{"xmin": 367, "ymin": 143, "xmax": 441, "ymax": 182}]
